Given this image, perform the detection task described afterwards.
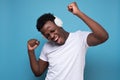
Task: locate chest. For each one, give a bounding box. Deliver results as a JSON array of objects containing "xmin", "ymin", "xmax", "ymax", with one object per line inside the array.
[{"xmin": 46, "ymin": 37, "xmax": 85, "ymax": 68}]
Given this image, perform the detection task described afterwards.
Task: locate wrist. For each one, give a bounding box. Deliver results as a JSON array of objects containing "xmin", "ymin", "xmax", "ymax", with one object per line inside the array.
[
  {"xmin": 28, "ymin": 49, "xmax": 34, "ymax": 54},
  {"xmin": 75, "ymin": 10, "xmax": 83, "ymax": 16}
]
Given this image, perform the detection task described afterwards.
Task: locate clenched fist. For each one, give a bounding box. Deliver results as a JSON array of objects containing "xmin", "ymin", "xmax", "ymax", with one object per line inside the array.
[
  {"xmin": 27, "ymin": 39, "xmax": 40, "ymax": 51},
  {"xmin": 67, "ymin": 2, "xmax": 80, "ymax": 15}
]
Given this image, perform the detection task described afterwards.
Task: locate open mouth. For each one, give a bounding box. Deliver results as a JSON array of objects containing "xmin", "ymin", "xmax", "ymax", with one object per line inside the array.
[
  {"xmin": 53, "ymin": 36, "xmax": 65, "ymax": 45},
  {"xmin": 54, "ymin": 36, "xmax": 57, "ymax": 41},
  {"xmin": 53, "ymin": 35, "xmax": 62, "ymax": 44},
  {"xmin": 54, "ymin": 36, "xmax": 59, "ymax": 42}
]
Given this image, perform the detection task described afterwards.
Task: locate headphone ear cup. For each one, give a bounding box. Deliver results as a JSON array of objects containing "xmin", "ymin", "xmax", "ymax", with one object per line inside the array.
[{"xmin": 54, "ymin": 16, "xmax": 63, "ymax": 27}]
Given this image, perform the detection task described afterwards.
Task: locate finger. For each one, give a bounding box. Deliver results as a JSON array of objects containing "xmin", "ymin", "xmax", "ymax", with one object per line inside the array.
[
  {"xmin": 67, "ymin": 6, "xmax": 71, "ymax": 10},
  {"xmin": 27, "ymin": 44, "xmax": 32, "ymax": 49},
  {"xmin": 68, "ymin": 4, "xmax": 72, "ymax": 8},
  {"xmin": 68, "ymin": 7, "xmax": 73, "ymax": 12},
  {"xmin": 32, "ymin": 44, "xmax": 38, "ymax": 49},
  {"xmin": 35, "ymin": 40, "xmax": 40, "ymax": 45}
]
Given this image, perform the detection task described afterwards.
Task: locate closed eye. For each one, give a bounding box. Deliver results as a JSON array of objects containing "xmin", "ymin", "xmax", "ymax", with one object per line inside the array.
[{"xmin": 50, "ymin": 30, "xmax": 55, "ymax": 33}]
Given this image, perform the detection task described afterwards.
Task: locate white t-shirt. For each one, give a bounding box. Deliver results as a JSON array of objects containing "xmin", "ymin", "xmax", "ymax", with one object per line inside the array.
[{"xmin": 39, "ymin": 30, "xmax": 90, "ymax": 80}]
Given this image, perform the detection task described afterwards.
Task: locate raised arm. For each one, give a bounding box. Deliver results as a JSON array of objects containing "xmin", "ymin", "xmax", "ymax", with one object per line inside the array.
[
  {"xmin": 27, "ymin": 39, "xmax": 48, "ymax": 77},
  {"xmin": 68, "ymin": 2, "xmax": 109, "ymax": 46}
]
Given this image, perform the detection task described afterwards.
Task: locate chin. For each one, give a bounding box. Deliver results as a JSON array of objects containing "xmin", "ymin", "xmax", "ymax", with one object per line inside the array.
[{"xmin": 57, "ymin": 42, "xmax": 65, "ymax": 45}]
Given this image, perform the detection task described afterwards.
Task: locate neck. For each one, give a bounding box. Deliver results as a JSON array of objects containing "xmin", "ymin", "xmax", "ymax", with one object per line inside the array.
[{"xmin": 62, "ymin": 29, "xmax": 69, "ymax": 42}]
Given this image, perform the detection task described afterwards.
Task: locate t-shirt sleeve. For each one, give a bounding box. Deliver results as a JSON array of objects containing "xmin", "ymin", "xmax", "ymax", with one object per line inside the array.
[
  {"xmin": 39, "ymin": 45, "xmax": 48, "ymax": 62},
  {"xmin": 76, "ymin": 30, "xmax": 91, "ymax": 48}
]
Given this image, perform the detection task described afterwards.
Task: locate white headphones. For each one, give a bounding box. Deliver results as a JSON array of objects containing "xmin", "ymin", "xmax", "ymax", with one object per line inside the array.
[{"xmin": 54, "ymin": 16, "xmax": 63, "ymax": 27}]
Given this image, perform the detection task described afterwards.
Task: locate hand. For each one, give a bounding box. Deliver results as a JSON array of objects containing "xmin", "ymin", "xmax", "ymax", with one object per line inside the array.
[
  {"xmin": 67, "ymin": 2, "xmax": 80, "ymax": 15},
  {"xmin": 27, "ymin": 39, "xmax": 40, "ymax": 51}
]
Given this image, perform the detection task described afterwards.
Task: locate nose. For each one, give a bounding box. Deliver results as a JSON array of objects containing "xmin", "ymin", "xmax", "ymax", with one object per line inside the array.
[{"xmin": 49, "ymin": 33, "xmax": 54, "ymax": 40}]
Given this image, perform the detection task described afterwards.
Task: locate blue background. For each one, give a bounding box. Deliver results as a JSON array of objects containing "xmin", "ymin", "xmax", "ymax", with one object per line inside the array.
[{"xmin": 0, "ymin": 0, "xmax": 119, "ymax": 80}]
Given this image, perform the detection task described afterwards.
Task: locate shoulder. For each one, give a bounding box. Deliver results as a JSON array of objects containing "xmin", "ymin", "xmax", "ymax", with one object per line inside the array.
[
  {"xmin": 43, "ymin": 41, "xmax": 56, "ymax": 49},
  {"xmin": 73, "ymin": 30, "xmax": 91, "ymax": 47},
  {"xmin": 42, "ymin": 41, "xmax": 60, "ymax": 53},
  {"xmin": 42, "ymin": 41, "xmax": 53, "ymax": 51},
  {"xmin": 72, "ymin": 30, "xmax": 91, "ymax": 37}
]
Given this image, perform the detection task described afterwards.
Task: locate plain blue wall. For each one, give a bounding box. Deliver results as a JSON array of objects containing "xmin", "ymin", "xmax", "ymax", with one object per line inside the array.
[{"xmin": 0, "ymin": 0, "xmax": 119, "ymax": 80}]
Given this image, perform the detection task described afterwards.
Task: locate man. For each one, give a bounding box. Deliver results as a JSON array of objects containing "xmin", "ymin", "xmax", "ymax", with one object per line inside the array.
[{"xmin": 27, "ymin": 2, "xmax": 109, "ymax": 80}]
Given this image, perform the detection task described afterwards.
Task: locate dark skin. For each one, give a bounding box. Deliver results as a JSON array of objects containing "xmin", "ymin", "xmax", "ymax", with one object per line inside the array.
[
  {"xmin": 40, "ymin": 21, "xmax": 69, "ymax": 45},
  {"xmin": 27, "ymin": 2, "xmax": 109, "ymax": 77}
]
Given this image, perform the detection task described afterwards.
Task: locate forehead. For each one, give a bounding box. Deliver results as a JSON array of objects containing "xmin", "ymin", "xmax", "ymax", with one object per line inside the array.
[{"xmin": 40, "ymin": 21, "xmax": 57, "ymax": 33}]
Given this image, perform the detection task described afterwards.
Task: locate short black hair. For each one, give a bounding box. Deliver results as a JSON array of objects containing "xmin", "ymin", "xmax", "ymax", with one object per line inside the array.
[{"xmin": 36, "ymin": 13, "xmax": 55, "ymax": 31}]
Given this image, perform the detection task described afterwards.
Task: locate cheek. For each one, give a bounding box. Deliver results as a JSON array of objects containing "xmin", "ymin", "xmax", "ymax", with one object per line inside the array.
[
  {"xmin": 60, "ymin": 35, "xmax": 66, "ymax": 42},
  {"xmin": 57, "ymin": 29, "xmax": 63, "ymax": 36},
  {"xmin": 56, "ymin": 29, "xmax": 65, "ymax": 40}
]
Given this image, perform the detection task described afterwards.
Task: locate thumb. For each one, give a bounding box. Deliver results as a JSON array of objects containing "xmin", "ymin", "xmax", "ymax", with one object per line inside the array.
[
  {"xmin": 35, "ymin": 40, "xmax": 40, "ymax": 45},
  {"xmin": 32, "ymin": 44, "xmax": 38, "ymax": 49}
]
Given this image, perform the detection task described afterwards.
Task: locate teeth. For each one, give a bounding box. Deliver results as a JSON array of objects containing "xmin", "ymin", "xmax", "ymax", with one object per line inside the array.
[{"xmin": 54, "ymin": 36, "xmax": 58, "ymax": 41}]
